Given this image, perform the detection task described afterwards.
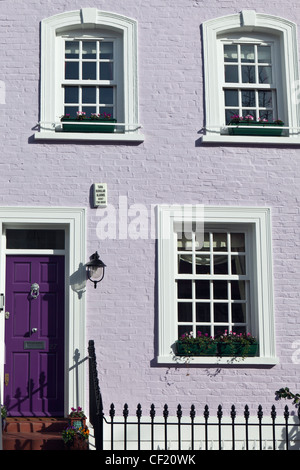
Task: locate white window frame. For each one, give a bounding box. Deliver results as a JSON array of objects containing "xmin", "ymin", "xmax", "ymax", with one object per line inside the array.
[
  {"xmin": 201, "ymin": 10, "xmax": 300, "ymax": 145},
  {"xmin": 157, "ymin": 205, "xmax": 278, "ymax": 365},
  {"xmin": 34, "ymin": 8, "xmax": 144, "ymax": 142}
]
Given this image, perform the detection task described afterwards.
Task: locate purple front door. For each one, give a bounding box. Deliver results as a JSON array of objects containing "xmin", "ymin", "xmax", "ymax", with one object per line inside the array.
[{"xmin": 4, "ymin": 256, "xmax": 65, "ymax": 417}]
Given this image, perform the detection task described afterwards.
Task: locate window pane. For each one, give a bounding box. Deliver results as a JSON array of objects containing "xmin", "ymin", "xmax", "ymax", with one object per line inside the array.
[
  {"xmin": 242, "ymin": 109, "xmax": 256, "ymax": 119},
  {"xmin": 195, "ymin": 255, "xmax": 210, "ymax": 275},
  {"xmin": 241, "ymin": 45, "xmax": 255, "ymax": 63},
  {"xmin": 225, "ymin": 65, "xmax": 238, "ymax": 83},
  {"xmin": 258, "ymin": 91, "xmax": 273, "ymax": 108},
  {"xmin": 231, "ymin": 281, "xmax": 246, "ymax": 300},
  {"xmin": 99, "ymin": 107, "xmax": 114, "ymax": 117},
  {"xmin": 199, "ymin": 232, "xmax": 210, "ymax": 251},
  {"xmin": 82, "ymin": 62, "xmax": 96, "ymax": 80},
  {"xmin": 225, "ymin": 89, "xmax": 238, "ymax": 106},
  {"xmin": 259, "ymin": 66, "xmax": 272, "ymax": 84},
  {"xmin": 100, "ymin": 62, "xmax": 113, "ymax": 80},
  {"xmin": 195, "ymin": 280, "xmax": 210, "ymax": 299},
  {"xmin": 232, "ymin": 303, "xmax": 246, "ymax": 323},
  {"xmin": 178, "ymin": 255, "xmax": 193, "ymax": 274},
  {"xmin": 82, "ymin": 87, "xmax": 96, "ymax": 103},
  {"xmin": 6, "ymin": 229, "xmax": 65, "ymax": 249},
  {"xmin": 226, "ymin": 109, "xmax": 239, "ymax": 124},
  {"xmin": 195, "ymin": 325, "xmax": 211, "ymax": 337},
  {"xmin": 231, "ymin": 255, "xmax": 246, "ymax": 275},
  {"xmin": 82, "ymin": 41, "xmax": 97, "ymax": 59},
  {"xmin": 100, "ymin": 87, "xmax": 114, "ymax": 104},
  {"xmin": 65, "ymin": 86, "xmax": 78, "ymax": 103},
  {"xmin": 64, "ymin": 106, "xmax": 78, "ymax": 118},
  {"xmin": 177, "ymin": 232, "xmax": 192, "ymax": 251},
  {"xmin": 177, "ymin": 280, "xmax": 192, "ymax": 299},
  {"xmin": 100, "ymin": 42, "xmax": 113, "ymax": 59},
  {"xmin": 65, "ymin": 62, "xmax": 79, "ymax": 80},
  {"xmin": 213, "ymin": 256, "xmax": 228, "ymax": 274},
  {"xmin": 258, "ymin": 46, "xmax": 271, "ymax": 63},
  {"xmin": 82, "ymin": 106, "xmax": 97, "ymax": 115},
  {"xmin": 65, "ymin": 41, "xmax": 79, "ymax": 59},
  {"xmin": 242, "ymin": 65, "xmax": 255, "ymax": 83},
  {"xmin": 224, "ymin": 45, "xmax": 238, "ymax": 62},
  {"xmin": 242, "ymin": 90, "xmax": 255, "ymax": 107},
  {"xmin": 213, "ymin": 280, "xmax": 228, "ymax": 299},
  {"xmin": 196, "ymin": 303, "xmax": 210, "ymax": 322},
  {"xmin": 178, "ymin": 303, "xmax": 192, "ymax": 322},
  {"xmin": 259, "ymin": 110, "xmax": 273, "ymax": 121},
  {"xmin": 178, "ymin": 325, "xmax": 192, "ymax": 337},
  {"xmin": 231, "ymin": 233, "xmax": 245, "ymax": 252},
  {"xmin": 214, "ymin": 304, "xmax": 228, "ymax": 322},
  {"xmin": 213, "ymin": 233, "xmax": 227, "ymax": 251}
]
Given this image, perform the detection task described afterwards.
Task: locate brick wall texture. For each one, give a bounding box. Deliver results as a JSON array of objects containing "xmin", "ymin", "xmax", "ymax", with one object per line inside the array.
[{"xmin": 1, "ymin": 0, "xmax": 300, "ymax": 417}]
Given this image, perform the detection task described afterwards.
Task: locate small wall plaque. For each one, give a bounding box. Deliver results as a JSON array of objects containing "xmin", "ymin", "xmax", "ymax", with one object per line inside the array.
[{"xmin": 93, "ymin": 183, "xmax": 107, "ymax": 207}]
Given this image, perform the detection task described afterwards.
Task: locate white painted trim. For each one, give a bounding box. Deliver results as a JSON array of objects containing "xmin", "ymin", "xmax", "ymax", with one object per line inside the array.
[
  {"xmin": 35, "ymin": 9, "xmax": 141, "ymax": 141},
  {"xmin": 202, "ymin": 10, "xmax": 300, "ymax": 140},
  {"xmin": 157, "ymin": 205, "xmax": 276, "ymax": 365},
  {"xmin": 0, "ymin": 207, "xmax": 86, "ymax": 417},
  {"xmin": 201, "ymin": 135, "xmax": 300, "ymax": 145},
  {"xmin": 35, "ymin": 131, "xmax": 144, "ymax": 142}
]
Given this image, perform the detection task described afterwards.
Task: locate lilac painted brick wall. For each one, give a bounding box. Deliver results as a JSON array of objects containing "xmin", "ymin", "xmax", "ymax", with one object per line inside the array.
[{"xmin": 1, "ymin": 0, "xmax": 300, "ymax": 418}]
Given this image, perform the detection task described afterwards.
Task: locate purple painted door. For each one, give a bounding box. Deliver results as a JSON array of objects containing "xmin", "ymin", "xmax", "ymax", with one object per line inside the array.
[{"xmin": 4, "ymin": 256, "xmax": 65, "ymax": 417}]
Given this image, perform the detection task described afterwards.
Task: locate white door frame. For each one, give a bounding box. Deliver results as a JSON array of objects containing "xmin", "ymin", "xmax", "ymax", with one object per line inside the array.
[{"xmin": 0, "ymin": 207, "xmax": 86, "ymax": 417}]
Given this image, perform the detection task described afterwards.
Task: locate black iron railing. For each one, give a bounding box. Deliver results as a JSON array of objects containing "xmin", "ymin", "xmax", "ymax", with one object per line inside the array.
[
  {"xmin": 103, "ymin": 402, "xmax": 300, "ymax": 451},
  {"xmin": 88, "ymin": 341, "xmax": 300, "ymax": 451},
  {"xmin": 88, "ymin": 339, "xmax": 104, "ymax": 450}
]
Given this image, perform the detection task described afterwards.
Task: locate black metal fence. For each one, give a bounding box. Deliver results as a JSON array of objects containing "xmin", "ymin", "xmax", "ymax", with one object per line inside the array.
[{"xmin": 88, "ymin": 341, "xmax": 300, "ymax": 451}]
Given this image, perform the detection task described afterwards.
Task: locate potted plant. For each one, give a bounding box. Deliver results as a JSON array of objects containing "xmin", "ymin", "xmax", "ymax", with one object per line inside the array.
[
  {"xmin": 62, "ymin": 425, "xmax": 89, "ymax": 450},
  {"xmin": 67, "ymin": 407, "xmax": 86, "ymax": 430},
  {"xmin": 176, "ymin": 331, "xmax": 217, "ymax": 356},
  {"xmin": 61, "ymin": 111, "xmax": 116, "ymax": 133},
  {"xmin": 1, "ymin": 404, "xmax": 7, "ymax": 431},
  {"xmin": 227, "ymin": 114, "xmax": 284, "ymax": 136},
  {"xmin": 214, "ymin": 330, "xmax": 258, "ymax": 358}
]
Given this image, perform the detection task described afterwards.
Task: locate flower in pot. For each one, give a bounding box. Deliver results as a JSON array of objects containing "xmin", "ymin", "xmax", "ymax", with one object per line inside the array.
[
  {"xmin": 68, "ymin": 406, "xmax": 86, "ymax": 429},
  {"xmin": 1, "ymin": 404, "xmax": 7, "ymax": 431},
  {"xmin": 62, "ymin": 425, "xmax": 89, "ymax": 450}
]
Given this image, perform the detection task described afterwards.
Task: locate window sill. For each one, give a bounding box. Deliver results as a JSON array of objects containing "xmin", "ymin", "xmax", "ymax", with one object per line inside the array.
[
  {"xmin": 34, "ymin": 131, "xmax": 145, "ymax": 143},
  {"xmin": 157, "ymin": 355, "xmax": 279, "ymax": 365},
  {"xmin": 201, "ymin": 135, "xmax": 300, "ymax": 145}
]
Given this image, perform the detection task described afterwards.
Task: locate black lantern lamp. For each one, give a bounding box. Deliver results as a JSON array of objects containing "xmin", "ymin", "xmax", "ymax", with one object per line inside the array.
[{"xmin": 86, "ymin": 251, "xmax": 106, "ymax": 288}]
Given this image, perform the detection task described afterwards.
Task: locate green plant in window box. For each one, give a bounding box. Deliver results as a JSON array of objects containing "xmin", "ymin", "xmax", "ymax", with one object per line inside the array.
[
  {"xmin": 61, "ymin": 112, "xmax": 116, "ymax": 133},
  {"xmin": 214, "ymin": 330, "xmax": 258, "ymax": 358},
  {"xmin": 227, "ymin": 114, "xmax": 284, "ymax": 136},
  {"xmin": 176, "ymin": 331, "xmax": 217, "ymax": 356},
  {"xmin": 176, "ymin": 330, "xmax": 258, "ymax": 359}
]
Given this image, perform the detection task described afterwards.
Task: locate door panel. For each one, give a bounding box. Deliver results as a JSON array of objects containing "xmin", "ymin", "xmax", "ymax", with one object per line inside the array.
[{"xmin": 4, "ymin": 256, "xmax": 65, "ymax": 417}]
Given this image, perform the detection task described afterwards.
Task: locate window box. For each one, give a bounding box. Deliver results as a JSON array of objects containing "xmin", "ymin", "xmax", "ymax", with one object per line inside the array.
[
  {"xmin": 176, "ymin": 340, "xmax": 258, "ymax": 357},
  {"xmin": 216, "ymin": 342, "xmax": 258, "ymax": 357},
  {"xmin": 176, "ymin": 340, "xmax": 218, "ymax": 357},
  {"xmin": 61, "ymin": 118, "xmax": 116, "ymax": 133},
  {"xmin": 228, "ymin": 120, "xmax": 284, "ymax": 137}
]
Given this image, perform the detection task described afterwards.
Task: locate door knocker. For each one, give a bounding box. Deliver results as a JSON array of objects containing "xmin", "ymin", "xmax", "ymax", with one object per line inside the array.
[{"xmin": 30, "ymin": 283, "xmax": 40, "ymax": 299}]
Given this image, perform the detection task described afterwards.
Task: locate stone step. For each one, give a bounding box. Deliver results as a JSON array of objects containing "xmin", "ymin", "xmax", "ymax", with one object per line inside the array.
[{"xmin": 2, "ymin": 417, "xmax": 69, "ymax": 450}]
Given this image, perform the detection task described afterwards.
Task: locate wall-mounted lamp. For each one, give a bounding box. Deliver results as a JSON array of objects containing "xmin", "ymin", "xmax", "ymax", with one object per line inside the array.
[{"xmin": 86, "ymin": 251, "xmax": 106, "ymax": 288}]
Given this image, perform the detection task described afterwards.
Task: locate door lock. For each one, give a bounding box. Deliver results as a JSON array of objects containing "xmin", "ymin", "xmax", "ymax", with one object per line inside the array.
[
  {"xmin": 5, "ymin": 311, "xmax": 10, "ymax": 319},
  {"xmin": 31, "ymin": 327, "xmax": 38, "ymax": 333}
]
